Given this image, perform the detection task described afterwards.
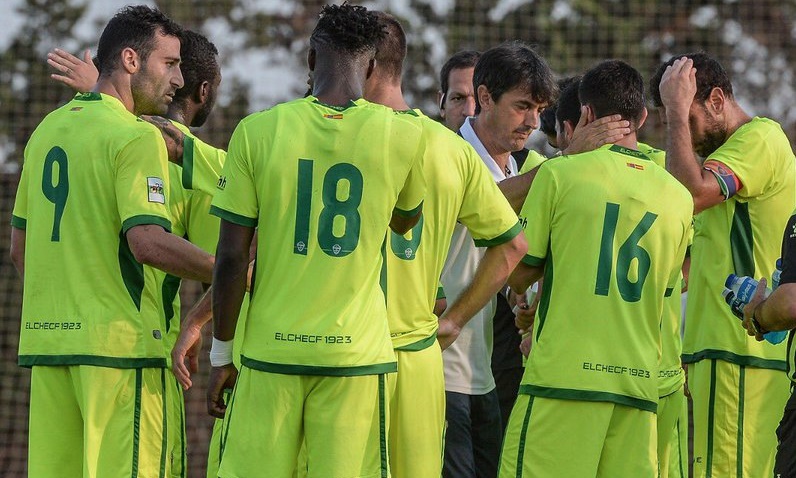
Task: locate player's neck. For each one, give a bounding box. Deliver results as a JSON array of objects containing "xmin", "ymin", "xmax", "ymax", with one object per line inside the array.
[
  {"xmin": 312, "ymin": 77, "xmax": 363, "ymax": 107},
  {"xmin": 613, "ymin": 132, "xmax": 638, "ymax": 150},
  {"xmin": 94, "ymin": 76, "xmax": 134, "ymax": 114},
  {"xmin": 366, "ymin": 78, "xmax": 410, "ymax": 111},
  {"xmin": 166, "ymin": 103, "xmax": 191, "ymax": 127},
  {"xmin": 471, "ymin": 115, "xmax": 512, "ymax": 170},
  {"xmin": 724, "ymin": 104, "xmax": 753, "ymax": 138}
]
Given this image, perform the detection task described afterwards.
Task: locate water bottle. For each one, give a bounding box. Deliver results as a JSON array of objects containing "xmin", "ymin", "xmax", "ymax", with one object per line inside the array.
[
  {"xmin": 722, "ymin": 282, "xmax": 788, "ymax": 345},
  {"xmin": 772, "ymin": 258, "xmax": 783, "ymax": 290},
  {"xmin": 725, "ymin": 274, "xmax": 766, "ymax": 303}
]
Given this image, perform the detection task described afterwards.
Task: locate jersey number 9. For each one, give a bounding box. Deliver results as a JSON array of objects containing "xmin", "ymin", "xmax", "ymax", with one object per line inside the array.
[{"xmin": 41, "ymin": 147, "xmax": 69, "ymax": 242}]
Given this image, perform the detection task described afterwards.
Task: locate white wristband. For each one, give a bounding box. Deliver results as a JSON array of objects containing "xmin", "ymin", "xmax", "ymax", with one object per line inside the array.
[{"xmin": 209, "ymin": 338, "xmax": 234, "ymax": 367}]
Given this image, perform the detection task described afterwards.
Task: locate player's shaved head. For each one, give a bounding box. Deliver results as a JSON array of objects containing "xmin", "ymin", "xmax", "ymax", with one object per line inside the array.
[{"xmin": 373, "ymin": 11, "xmax": 406, "ymax": 82}]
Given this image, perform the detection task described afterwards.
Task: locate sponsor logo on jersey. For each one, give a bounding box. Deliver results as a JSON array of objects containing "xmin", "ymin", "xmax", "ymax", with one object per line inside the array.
[
  {"xmin": 147, "ymin": 177, "xmax": 165, "ymax": 203},
  {"xmin": 217, "ymin": 175, "xmax": 227, "ymax": 190}
]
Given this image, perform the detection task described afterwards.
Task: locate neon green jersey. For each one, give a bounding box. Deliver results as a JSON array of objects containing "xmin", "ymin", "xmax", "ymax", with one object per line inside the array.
[
  {"xmin": 155, "ymin": 124, "xmax": 226, "ymax": 356},
  {"xmin": 642, "ymin": 142, "xmax": 686, "ymax": 396},
  {"xmin": 518, "ymin": 144, "xmax": 692, "ymax": 412},
  {"xmin": 386, "ymin": 111, "xmax": 522, "ymax": 350},
  {"xmin": 11, "ymin": 92, "xmax": 172, "ymax": 367},
  {"xmin": 177, "ymin": 122, "xmax": 225, "ymax": 196},
  {"xmin": 682, "ymin": 118, "xmax": 795, "ymax": 369},
  {"xmin": 518, "ymin": 150, "xmax": 547, "ymax": 174},
  {"xmin": 210, "ymin": 96, "xmax": 426, "ymax": 375}
]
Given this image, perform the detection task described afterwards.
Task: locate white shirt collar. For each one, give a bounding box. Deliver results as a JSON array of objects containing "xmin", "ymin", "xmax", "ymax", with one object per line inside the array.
[{"xmin": 459, "ymin": 116, "xmax": 518, "ymax": 182}]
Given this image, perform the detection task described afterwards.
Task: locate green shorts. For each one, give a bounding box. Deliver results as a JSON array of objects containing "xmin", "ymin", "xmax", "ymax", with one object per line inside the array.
[
  {"xmin": 688, "ymin": 360, "xmax": 790, "ymax": 478},
  {"xmin": 386, "ymin": 344, "xmax": 445, "ymax": 478},
  {"xmin": 218, "ymin": 366, "xmax": 390, "ymax": 478},
  {"xmin": 28, "ymin": 365, "xmax": 171, "ymax": 478},
  {"xmin": 498, "ymin": 395, "xmax": 656, "ymax": 478},
  {"xmin": 166, "ymin": 374, "xmax": 186, "ymax": 478},
  {"xmin": 657, "ymin": 386, "xmax": 686, "ymax": 478}
]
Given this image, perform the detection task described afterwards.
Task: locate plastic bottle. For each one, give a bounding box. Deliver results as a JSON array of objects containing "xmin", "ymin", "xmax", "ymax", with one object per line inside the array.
[
  {"xmin": 721, "ymin": 287, "xmax": 788, "ymax": 345},
  {"xmin": 772, "ymin": 258, "xmax": 783, "ymax": 290},
  {"xmin": 725, "ymin": 274, "xmax": 767, "ymax": 303}
]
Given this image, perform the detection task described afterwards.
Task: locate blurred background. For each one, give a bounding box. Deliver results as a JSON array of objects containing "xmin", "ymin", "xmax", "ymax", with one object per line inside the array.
[{"xmin": 2, "ymin": 0, "xmax": 795, "ymax": 475}]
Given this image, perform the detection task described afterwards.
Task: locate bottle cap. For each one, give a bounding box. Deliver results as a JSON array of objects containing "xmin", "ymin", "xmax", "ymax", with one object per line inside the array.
[
  {"xmin": 725, "ymin": 274, "xmax": 737, "ymax": 288},
  {"xmin": 776, "ymin": 258, "xmax": 782, "ymax": 269}
]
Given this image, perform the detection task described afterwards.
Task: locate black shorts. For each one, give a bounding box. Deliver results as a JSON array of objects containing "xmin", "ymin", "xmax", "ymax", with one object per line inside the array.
[{"xmin": 775, "ymin": 387, "xmax": 796, "ymax": 477}]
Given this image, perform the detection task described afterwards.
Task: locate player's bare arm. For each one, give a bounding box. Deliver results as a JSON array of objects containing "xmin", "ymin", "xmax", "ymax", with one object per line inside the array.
[
  {"xmin": 742, "ymin": 279, "xmax": 796, "ymax": 339},
  {"xmin": 140, "ymin": 114, "xmax": 186, "ymax": 164},
  {"xmin": 390, "ymin": 208, "xmax": 422, "ymax": 235},
  {"xmin": 172, "ymin": 287, "xmax": 211, "ymax": 390},
  {"xmin": 207, "ymin": 220, "xmax": 254, "ymax": 418},
  {"xmin": 498, "ymin": 107, "xmax": 631, "ymax": 213},
  {"xmin": 10, "ymin": 227, "xmax": 25, "ymax": 280},
  {"xmin": 126, "ymin": 224, "xmax": 214, "ymax": 283},
  {"xmin": 660, "ymin": 57, "xmax": 725, "ymax": 214},
  {"xmin": 437, "ymin": 232, "xmax": 527, "ymax": 350},
  {"xmin": 507, "ymin": 262, "xmax": 544, "ymax": 300}
]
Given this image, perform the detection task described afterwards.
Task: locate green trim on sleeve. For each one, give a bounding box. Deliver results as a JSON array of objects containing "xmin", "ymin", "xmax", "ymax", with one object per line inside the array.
[
  {"xmin": 394, "ymin": 333, "xmax": 437, "ymax": 352},
  {"xmin": 393, "ymin": 200, "xmax": 423, "ymax": 218},
  {"xmin": 681, "ymin": 349, "xmax": 787, "ymax": 370},
  {"xmin": 209, "ymin": 205, "xmax": 257, "ymax": 228},
  {"xmin": 436, "ymin": 286, "xmax": 446, "ymax": 300},
  {"xmin": 521, "ymin": 254, "xmax": 546, "ymax": 266},
  {"xmin": 473, "ymin": 221, "xmax": 523, "ymax": 247},
  {"xmin": 181, "ymin": 135, "xmax": 195, "ymax": 189},
  {"xmin": 241, "ymin": 356, "xmax": 397, "ymax": 376},
  {"xmin": 10, "ymin": 214, "xmax": 26, "ymax": 229},
  {"xmin": 121, "ymin": 215, "xmax": 172, "ymax": 234},
  {"xmin": 17, "ymin": 354, "xmax": 167, "ymax": 368},
  {"xmin": 519, "ymin": 384, "xmax": 657, "ymax": 413}
]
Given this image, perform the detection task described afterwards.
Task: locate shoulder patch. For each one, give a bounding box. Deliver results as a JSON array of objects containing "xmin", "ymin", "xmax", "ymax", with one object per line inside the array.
[{"xmin": 147, "ymin": 177, "xmax": 165, "ymax": 204}]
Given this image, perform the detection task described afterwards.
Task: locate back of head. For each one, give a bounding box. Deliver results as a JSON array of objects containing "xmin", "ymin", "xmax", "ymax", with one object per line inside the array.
[
  {"xmin": 373, "ymin": 11, "xmax": 406, "ymax": 82},
  {"xmin": 96, "ymin": 5, "xmax": 182, "ymax": 77},
  {"xmin": 309, "ymin": 4, "xmax": 385, "ymax": 59},
  {"xmin": 173, "ymin": 29, "xmax": 219, "ymax": 103},
  {"xmin": 473, "ymin": 41, "xmax": 557, "ymax": 114},
  {"xmin": 439, "ymin": 50, "xmax": 480, "ymax": 95},
  {"xmin": 540, "ymin": 76, "xmax": 580, "ymax": 137},
  {"xmin": 649, "ymin": 52, "xmax": 733, "ymax": 107},
  {"xmin": 555, "ymin": 76, "xmax": 582, "ymax": 128},
  {"xmin": 579, "ymin": 60, "xmax": 645, "ymax": 124}
]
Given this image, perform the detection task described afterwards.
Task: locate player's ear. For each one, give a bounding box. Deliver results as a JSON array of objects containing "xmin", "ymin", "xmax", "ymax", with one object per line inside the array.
[
  {"xmin": 707, "ymin": 86, "xmax": 725, "ymax": 115},
  {"xmin": 584, "ymin": 104, "xmax": 596, "ymax": 123},
  {"xmin": 438, "ymin": 90, "xmax": 446, "ymax": 114},
  {"xmin": 194, "ymin": 80, "xmax": 210, "ymax": 104},
  {"xmin": 637, "ymin": 107, "xmax": 648, "ymax": 130},
  {"xmin": 476, "ymin": 84, "xmax": 492, "ymax": 112},
  {"xmin": 120, "ymin": 47, "xmax": 139, "ymax": 74},
  {"xmin": 307, "ymin": 48, "xmax": 316, "ymax": 72},
  {"xmin": 365, "ymin": 58, "xmax": 376, "ymax": 80},
  {"xmin": 563, "ymin": 119, "xmax": 576, "ymax": 140}
]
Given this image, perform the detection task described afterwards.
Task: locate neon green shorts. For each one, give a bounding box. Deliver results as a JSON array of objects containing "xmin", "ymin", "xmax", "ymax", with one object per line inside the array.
[
  {"xmin": 498, "ymin": 395, "xmax": 656, "ymax": 478},
  {"xmin": 28, "ymin": 365, "xmax": 171, "ymax": 478},
  {"xmin": 386, "ymin": 344, "xmax": 445, "ymax": 478},
  {"xmin": 657, "ymin": 386, "xmax": 686, "ymax": 478},
  {"xmin": 218, "ymin": 366, "xmax": 390, "ymax": 478},
  {"xmin": 688, "ymin": 360, "xmax": 789, "ymax": 478},
  {"xmin": 166, "ymin": 374, "xmax": 186, "ymax": 478}
]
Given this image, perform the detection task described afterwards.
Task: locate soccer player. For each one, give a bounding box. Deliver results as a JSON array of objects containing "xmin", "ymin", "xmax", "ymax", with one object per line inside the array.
[
  {"xmin": 365, "ymin": 13, "xmax": 526, "ymax": 478},
  {"xmin": 9, "ymin": 6, "xmax": 216, "ymax": 477},
  {"xmin": 653, "ymin": 53, "xmax": 796, "ymax": 478},
  {"xmin": 48, "ymin": 31, "xmax": 227, "ymax": 477},
  {"xmin": 206, "ymin": 5, "xmax": 426, "ymax": 478},
  {"xmin": 499, "ymin": 60, "xmax": 693, "ymax": 477},
  {"xmin": 739, "ymin": 212, "xmax": 796, "ymax": 476}
]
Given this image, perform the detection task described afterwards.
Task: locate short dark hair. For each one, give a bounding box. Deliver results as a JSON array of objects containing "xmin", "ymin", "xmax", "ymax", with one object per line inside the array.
[
  {"xmin": 440, "ymin": 50, "xmax": 480, "ymax": 95},
  {"xmin": 555, "ymin": 76, "xmax": 582, "ymax": 130},
  {"xmin": 540, "ymin": 76, "xmax": 580, "ymax": 137},
  {"xmin": 473, "ymin": 41, "xmax": 557, "ymax": 114},
  {"xmin": 96, "ymin": 5, "xmax": 182, "ymax": 76},
  {"xmin": 650, "ymin": 52, "xmax": 733, "ymax": 107},
  {"xmin": 579, "ymin": 60, "xmax": 645, "ymax": 123},
  {"xmin": 173, "ymin": 30, "xmax": 219, "ymax": 103},
  {"xmin": 309, "ymin": 4, "xmax": 385, "ymax": 56},
  {"xmin": 373, "ymin": 12, "xmax": 406, "ymax": 80}
]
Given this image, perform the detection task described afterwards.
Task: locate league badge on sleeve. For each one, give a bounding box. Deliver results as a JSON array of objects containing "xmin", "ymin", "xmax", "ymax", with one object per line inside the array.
[{"xmin": 147, "ymin": 177, "xmax": 166, "ymax": 204}]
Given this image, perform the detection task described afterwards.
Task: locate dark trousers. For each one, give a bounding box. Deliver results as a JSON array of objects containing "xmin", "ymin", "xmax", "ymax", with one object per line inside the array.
[
  {"xmin": 442, "ymin": 389, "xmax": 502, "ymax": 478},
  {"xmin": 492, "ymin": 367, "xmax": 523, "ymax": 437},
  {"xmin": 775, "ymin": 387, "xmax": 796, "ymax": 477}
]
